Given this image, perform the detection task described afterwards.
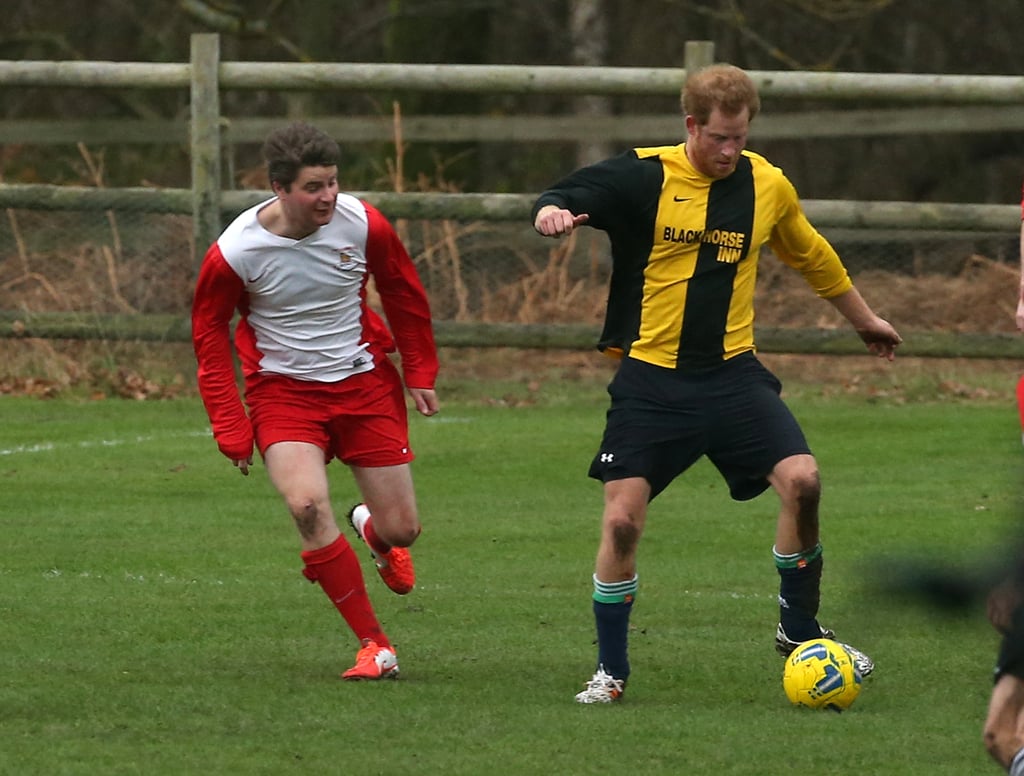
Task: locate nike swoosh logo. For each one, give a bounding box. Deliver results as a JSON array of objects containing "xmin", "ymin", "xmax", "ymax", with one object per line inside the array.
[{"xmin": 673, "ymin": 196, "xmax": 692, "ymax": 202}]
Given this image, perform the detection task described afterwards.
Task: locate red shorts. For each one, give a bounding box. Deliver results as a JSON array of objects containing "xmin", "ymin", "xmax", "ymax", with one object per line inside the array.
[{"xmin": 245, "ymin": 359, "xmax": 413, "ymax": 467}]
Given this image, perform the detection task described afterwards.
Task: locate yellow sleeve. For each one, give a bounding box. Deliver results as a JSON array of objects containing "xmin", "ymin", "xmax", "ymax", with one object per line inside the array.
[{"xmin": 767, "ymin": 176, "xmax": 853, "ymax": 299}]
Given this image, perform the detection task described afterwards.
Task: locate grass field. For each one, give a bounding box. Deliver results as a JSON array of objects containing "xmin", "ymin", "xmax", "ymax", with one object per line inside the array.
[{"xmin": 1, "ymin": 370, "xmax": 1022, "ymax": 775}]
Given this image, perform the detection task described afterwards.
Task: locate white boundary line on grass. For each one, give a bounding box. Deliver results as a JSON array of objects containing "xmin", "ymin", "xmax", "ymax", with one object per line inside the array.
[
  {"xmin": 0, "ymin": 418, "xmax": 476, "ymax": 457},
  {"xmin": 0, "ymin": 428, "xmax": 212, "ymax": 457}
]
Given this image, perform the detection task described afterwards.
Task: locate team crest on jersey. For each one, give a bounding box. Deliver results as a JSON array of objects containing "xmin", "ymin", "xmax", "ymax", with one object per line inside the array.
[{"xmin": 335, "ymin": 247, "xmax": 359, "ymax": 270}]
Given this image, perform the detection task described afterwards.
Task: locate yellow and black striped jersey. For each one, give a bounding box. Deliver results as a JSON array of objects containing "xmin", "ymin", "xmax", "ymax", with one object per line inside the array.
[{"xmin": 532, "ymin": 143, "xmax": 852, "ymax": 370}]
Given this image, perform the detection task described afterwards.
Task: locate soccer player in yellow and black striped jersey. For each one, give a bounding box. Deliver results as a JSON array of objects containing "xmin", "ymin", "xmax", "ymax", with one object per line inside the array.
[{"xmin": 532, "ymin": 63, "xmax": 902, "ymax": 704}]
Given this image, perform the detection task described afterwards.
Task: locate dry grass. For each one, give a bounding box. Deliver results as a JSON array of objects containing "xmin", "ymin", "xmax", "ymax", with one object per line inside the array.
[{"xmin": 755, "ymin": 251, "xmax": 1019, "ymax": 333}]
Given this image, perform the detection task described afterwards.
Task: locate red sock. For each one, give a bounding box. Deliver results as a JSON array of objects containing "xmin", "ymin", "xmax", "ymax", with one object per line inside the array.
[
  {"xmin": 300, "ymin": 535, "xmax": 391, "ymax": 649},
  {"xmin": 363, "ymin": 518, "xmax": 393, "ymax": 556}
]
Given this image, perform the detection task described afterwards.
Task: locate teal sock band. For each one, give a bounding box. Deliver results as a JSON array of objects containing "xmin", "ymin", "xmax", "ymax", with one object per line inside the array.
[
  {"xmin": 773, "ymin": 543, "xmax": 823, "ymax": 570},
  {"xmin": 592, "ymin": 573, "xmax": 638, "ymax": 604}
]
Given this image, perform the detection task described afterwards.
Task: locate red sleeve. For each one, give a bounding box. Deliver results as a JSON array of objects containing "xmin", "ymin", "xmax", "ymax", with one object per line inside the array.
[
  {"xmin": 191, "ymin": 244, "xmax": 254, "ymax": 461},
  {"xmin": 362, "ymin": 203, "xmax": 439, "ymax": 390}
]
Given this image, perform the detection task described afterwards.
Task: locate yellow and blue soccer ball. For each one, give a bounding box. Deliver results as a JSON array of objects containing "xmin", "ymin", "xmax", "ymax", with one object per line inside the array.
[{"xmin": 782, "ymin": 638, "xmax": 862, "ymax": 712}]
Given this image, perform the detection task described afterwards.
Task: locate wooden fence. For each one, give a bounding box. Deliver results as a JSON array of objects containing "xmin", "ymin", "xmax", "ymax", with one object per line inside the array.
[{"xmin": 1, "ymin": 34, "xmax": 1022, "ymax": 357}]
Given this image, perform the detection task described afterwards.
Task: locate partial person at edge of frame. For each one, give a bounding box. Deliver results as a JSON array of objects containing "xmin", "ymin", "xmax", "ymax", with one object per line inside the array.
[{"xmin": 981, "ymin": 181, "xmax": 1024, "ymax": 775}]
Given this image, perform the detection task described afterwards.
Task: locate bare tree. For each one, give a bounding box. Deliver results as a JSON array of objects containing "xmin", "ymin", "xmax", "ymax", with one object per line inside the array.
[{"xmin": 570, "ymin": 0, "xmax": 613, "ymax": 166}]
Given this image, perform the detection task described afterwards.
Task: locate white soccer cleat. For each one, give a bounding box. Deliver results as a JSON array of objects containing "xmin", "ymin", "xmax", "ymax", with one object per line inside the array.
[
  {"xmin": 836, "ymin": 641, "xmax": 875, "ymax": 679},
  {"xmin": 775, "ymin": 623, "xmax": 874, "ymax": 678},
  {"xmin": 775, "ymin": 622, "xmax": 835, "ymax": 656},
  {"xmin": 574, "ymin": 665, "xmax": 625, "ymax": 704}
]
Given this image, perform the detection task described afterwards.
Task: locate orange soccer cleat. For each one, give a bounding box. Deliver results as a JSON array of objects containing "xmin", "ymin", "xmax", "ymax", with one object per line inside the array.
[
  {"xmin": 341, "ymin": 639, "xmax": 399, "ymax": 680},
  {"xmin": 347, "ymin": 503, "xmax": 416, "ymax": 595}
]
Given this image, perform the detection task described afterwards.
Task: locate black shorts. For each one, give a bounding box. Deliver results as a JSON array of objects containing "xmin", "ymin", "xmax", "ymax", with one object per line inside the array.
[
  {"xmin": 588, "ymin": 352, "xmax": 811, "ymax": 501},
  {"xmin": 995, "ymin": 603, "xmax": 1024, "ymax": 682}
]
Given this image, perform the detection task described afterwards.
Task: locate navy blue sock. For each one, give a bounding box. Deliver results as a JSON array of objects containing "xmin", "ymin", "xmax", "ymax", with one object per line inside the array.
[
  {"xmin": 594, "ymin": 600, "xmax": 634, "ymax": 680},
  {"xmin": 592, "ymin": 574, "xmax": 637, "ymax": 681},
  {"xmin": 775, "ymin": 545, "xmax": 823, "ymax": 642}
]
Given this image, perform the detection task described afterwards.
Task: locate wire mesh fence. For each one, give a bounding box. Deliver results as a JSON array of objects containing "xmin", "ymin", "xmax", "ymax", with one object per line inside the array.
[{"xmin": 0, "ymin": 198, "xmax": 1018, "ymax": 337}]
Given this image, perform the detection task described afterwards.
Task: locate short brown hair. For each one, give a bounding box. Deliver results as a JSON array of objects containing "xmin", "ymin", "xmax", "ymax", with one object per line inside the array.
[
  {"xmin": 261, "ymin": 121, "xmax": 340, "ymax": 189},
  {"xmin": 681, "ymin": 64, "xmax": 760, "ymax": 125}
]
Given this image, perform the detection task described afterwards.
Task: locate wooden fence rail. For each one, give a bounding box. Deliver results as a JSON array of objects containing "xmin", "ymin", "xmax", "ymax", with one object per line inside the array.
[
  {"xmin": 6, "ymin": 59, "xmax": 1024, "ymax": 102},
  {"xmin": 7, "ymin": 106, "xmax": 1024, "ymax": 147},
  {"xmin": 2, "ymin": 310, "xmax": 1022, "ymax": 360},
  {"xmin": 0, "ymin": 184, "xmax": 1017, "ymax": 232}
]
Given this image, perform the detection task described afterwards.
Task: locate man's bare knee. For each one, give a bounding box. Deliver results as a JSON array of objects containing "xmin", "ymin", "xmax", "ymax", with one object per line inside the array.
[
  {"xmin": 367, "ymin": 504, "xmax": 421, "ymax": 547},
  {"xmin": 792, "ymin": 471, "xmax": 821, "ymax": 504},
  {"xmin": 286, "ymin": 497, "xmax": 322, "ymax": 538},
  {"xmin": 608, "ymin": 513, "xmax": 641, "ymax": 561},
  {"xmin": 389, "ymin": 522, "xmax": 421, "ymax": 548}
]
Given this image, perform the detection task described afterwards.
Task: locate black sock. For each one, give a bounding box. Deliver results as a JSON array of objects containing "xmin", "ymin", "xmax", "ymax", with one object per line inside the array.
[
  {"xmin": 777, "ymin": 551, "xmax": 823, "ymax": 641},
  {"xmin": 594, "ymin": 598, "xmax": 633, "ymax": 681}
]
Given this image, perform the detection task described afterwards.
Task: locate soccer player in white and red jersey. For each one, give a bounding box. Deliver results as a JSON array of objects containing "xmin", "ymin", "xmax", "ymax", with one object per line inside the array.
[{"xmin": 191, "ymin": 121, "xmax": 439, "ymax": 680}]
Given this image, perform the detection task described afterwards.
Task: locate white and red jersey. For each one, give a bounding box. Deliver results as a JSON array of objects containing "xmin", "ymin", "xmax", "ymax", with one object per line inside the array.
[{"xmin": 191, "ymin": 193, "xmax": 438, "ymax": 460}]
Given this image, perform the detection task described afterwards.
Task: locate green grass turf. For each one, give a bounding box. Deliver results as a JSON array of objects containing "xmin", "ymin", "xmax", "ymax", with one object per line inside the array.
[{"xmin": 0, "ymin": 386, "xmax": 1020, "ymax": 775}]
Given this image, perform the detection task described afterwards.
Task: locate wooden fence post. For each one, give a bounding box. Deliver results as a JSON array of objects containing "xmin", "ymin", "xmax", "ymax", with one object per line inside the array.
[
  {"xmin": 190, "ymin": 33, "xmax": 222, "ymax": 269},
  {"xmin": 684, "ymin": 40, "xmax": 716, "ymax": 73}
]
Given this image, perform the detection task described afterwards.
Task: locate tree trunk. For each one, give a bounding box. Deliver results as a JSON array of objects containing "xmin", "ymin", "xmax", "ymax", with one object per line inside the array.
[{"xmin": 570, "ymin": 0, "xmax": 613, "ymax": 166}]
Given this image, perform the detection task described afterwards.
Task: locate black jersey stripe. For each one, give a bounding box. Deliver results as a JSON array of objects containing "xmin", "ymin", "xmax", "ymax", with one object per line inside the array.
[
  {"xmin": 676, "ymin": 157, "xmax": 755, "ymax": 369},
  {"xmin": 593, "ymin": 154, "xmax": 663, "ymax": 357}
]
